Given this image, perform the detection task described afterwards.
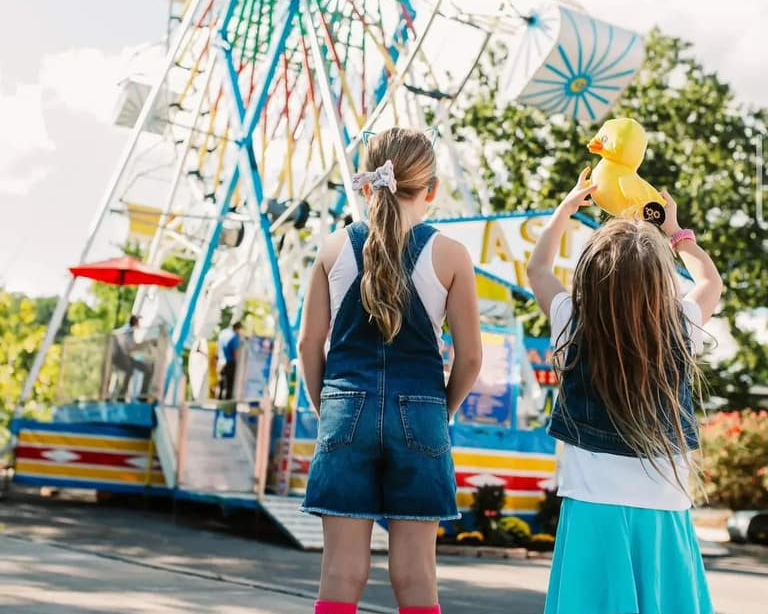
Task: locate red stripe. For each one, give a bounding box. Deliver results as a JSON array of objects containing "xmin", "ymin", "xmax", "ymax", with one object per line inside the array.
[
  {"xmin": 16, "ymin": 446, "xmax": 159, "ymax": 469},
  {"xmin": 291, "ymin": 459, "xmax": 310, "ymax": 475},
  {"xmin": 455, "ymin": 473, "xmax": 545, "ymax": 491}
]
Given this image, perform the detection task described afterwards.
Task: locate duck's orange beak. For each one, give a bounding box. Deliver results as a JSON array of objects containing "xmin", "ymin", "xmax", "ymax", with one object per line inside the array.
[{"xmin": 587, "ymin": 139, "xmax": 603, "ymax": 154}]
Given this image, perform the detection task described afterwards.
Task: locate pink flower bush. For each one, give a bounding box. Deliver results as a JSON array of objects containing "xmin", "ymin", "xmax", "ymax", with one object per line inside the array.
[{"xmin": 699, "ymin": 409, "xmax": 768, "ymax": 510}]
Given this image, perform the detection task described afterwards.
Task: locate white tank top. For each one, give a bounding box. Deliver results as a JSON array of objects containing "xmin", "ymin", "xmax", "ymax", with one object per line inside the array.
[{"xmin": 328, "ymin": 233, "xmax": 448, "ymax": 344}]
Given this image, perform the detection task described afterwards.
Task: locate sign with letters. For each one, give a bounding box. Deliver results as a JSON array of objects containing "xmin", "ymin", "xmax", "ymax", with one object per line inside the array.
[{"xmin": 432, "ymin": 212, "xmax": 598, "ymax": 296}]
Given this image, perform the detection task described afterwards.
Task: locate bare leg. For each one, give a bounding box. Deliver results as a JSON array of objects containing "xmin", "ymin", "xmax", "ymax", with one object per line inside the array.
[
  {"xmin": 319, "ymin": 517, "xmax": 374, "ymax": 603},
  {"xmin": 388, "ymin": 520, "xmax": 440, "ymax": 608}
]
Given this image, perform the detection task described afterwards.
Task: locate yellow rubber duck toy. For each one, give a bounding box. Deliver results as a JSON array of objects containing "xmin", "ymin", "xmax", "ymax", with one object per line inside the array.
[{"xmin": 587, "ymin": 118, "xmax": 666, "ymax": 225}]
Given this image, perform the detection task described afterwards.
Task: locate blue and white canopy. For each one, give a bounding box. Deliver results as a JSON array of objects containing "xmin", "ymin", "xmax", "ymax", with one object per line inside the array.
[{"xmin": 498, "ymin": 3, "xmax": 645, "ymax": 123}]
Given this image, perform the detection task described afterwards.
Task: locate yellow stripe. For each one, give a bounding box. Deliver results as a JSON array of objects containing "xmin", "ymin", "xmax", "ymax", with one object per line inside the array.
[
  {"xmin": 19, "ymin": 432, "xmax": 149, "ymax": 453},
  {"xmin": 456, "ymin": 492, "xmax": 542, "ymax": 512},
  {"xmin": 292, "ymin": 441, "xmax": 316, "ymax": 457},
  {"xmin": 452, "ymin": 452, "xmax": 556, "ymax": 472},
  {"xmin": 289, "ymin": 476, "xmax": 308, "ymax": 491},
  {"xmin": 16, "ymin": 461, "xmax": 166, "ymax": 486}
]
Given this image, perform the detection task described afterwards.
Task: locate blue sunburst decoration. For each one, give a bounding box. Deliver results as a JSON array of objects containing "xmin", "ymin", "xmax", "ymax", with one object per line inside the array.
[{"xmin": 498, "ymin": 4, "xmax": 645, "ymax": 123}]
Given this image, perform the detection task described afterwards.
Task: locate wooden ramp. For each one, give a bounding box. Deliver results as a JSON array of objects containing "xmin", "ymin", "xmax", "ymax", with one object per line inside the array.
[{"xmin": 261, "ymin": 494, "xmax": 389, "ymax": 552}]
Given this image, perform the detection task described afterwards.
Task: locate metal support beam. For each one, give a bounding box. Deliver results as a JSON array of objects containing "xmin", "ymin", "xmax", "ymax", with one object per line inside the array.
[
  {"xmin": 297, "ymin": 0, "xmax": 443, "ymax": 205},
  {"xmin": 136, "ymin": 46, "xmax": 218, "ymax": 311},
  {"xmin": 169, "ymin": 0, "xmax": 300, "ymax": 366},
  {"xmin": 302, "ymin": 1, "xmax": 363, "ymax": 221}
]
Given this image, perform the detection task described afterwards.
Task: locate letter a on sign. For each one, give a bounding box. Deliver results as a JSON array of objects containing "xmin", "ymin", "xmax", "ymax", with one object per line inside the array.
[{"xmin": 481, "ymin": 221, "xmax": 514, "ymax": 263}]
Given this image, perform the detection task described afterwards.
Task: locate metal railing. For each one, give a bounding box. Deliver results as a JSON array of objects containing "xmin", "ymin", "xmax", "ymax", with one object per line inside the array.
[
  {"xmin": 56, "ymin": 334, "xmax": 111, "ymax": 404},
  {"xmin": 55, "ymin": 326, "xmax": 169, "ymax": 404},
  {"xmin": 102, "ymin": 325, "xmax": 169, "ymax": 402},
  {"xmin": 154, "ymin": 335, "xmax": 282, "ymax": 499}
]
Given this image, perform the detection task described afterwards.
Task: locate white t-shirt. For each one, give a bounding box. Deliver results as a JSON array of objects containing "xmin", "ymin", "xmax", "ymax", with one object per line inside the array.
[
  {"xmin": 327, "ymin": 233, "xmax": 448, "ymax": 344},
  {"xmin": 550, "ymin": 292, "xmax": 704, "ymax": 511},
  {"xmin": 115, "ymin": 325, "xmax": 138, "ymax": 356}
]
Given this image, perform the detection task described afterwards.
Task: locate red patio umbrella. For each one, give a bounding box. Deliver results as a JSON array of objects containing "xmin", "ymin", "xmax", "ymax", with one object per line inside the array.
[{"xmin": 69, "ymin": 256, "xmax": 184, "ymax": 327}]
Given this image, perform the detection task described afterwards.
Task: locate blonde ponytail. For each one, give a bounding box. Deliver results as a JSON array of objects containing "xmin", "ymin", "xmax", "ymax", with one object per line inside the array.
[
  {"xmin": 355, "ymin": 128, "xmax": 436, "ymax": 343},
  {"xmin": 361, "ymin": 189, "xmax": 410, "ymax": 342}
]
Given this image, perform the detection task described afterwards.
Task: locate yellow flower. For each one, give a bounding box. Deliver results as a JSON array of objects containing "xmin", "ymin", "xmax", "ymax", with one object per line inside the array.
[{"xmin": 456, "ymin": 531, "xmax": 484, "ymax": 543}]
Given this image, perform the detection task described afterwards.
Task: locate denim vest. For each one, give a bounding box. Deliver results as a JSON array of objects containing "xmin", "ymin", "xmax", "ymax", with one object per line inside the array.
[
  {"xmin": 547, "ymin": 318, "xmax": 700, "ymax": 456},
  {"xmin": 323, "ymin": 221, "xmax": 446, "ymax": 399}
]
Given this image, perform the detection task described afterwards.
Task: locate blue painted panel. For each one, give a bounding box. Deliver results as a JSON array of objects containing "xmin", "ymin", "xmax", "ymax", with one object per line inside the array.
[
  {"xmin": 51, "ymin": 402, "xmax": 155, "ymax": 428},
  {"xmin": 524, "ymin": 336, "xmax": 554, "ymax": 371},
  {"xmin": 295, "ymin": 408, "xmax": 319, "ymax": 440},
  {"xmin": 450, "ymin": 425, "xmax": 556, "ymax": 454}
]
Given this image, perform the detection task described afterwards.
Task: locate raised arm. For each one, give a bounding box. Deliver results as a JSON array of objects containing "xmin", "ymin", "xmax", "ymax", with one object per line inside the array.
[
  {"xmin": 527, "ymin": 168, "xmax": 596, "ymax": 316},
  {"xmin": 659, "ymin": 190, "xmax": 723, "ymax": 323}
]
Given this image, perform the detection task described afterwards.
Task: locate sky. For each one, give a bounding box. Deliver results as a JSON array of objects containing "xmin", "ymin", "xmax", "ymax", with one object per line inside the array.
[{"xmin": 0, "ymin": 0, "xmax": 767, "ymax": 299}]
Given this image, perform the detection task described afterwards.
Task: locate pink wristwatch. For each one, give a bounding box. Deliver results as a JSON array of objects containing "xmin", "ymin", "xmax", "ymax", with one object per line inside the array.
[{"xmin": 670, "ymin": 228, "xmax": 696, "ymax": 250}]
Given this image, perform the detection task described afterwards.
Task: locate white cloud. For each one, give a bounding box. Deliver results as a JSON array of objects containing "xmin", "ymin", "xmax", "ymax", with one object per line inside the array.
[
  {"xmin": 0, "ymin": 78, "xmax": 55, "ymax": 196},
  {"xmin": 38, "ymin": 47, "xmax": 128, "ymax": 123},
  {"xmin": 0, "ymin": 43, "xmax": 163, "ymax": 197},
  {"xmin": 37, "ymin": 43, "xmax": 166, "ymax": 122},
  {"xmin": 0, "ymin": 166, "xmax": 51, "ymax": 196}
]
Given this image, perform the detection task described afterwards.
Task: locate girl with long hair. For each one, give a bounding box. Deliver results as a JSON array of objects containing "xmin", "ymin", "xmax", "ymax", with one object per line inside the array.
[
  {"xmin": 299, "ymin": 127, "xmax": 482, "ymax": 614},
  {"xmin": 528, "ymin": 168, "xmax": 723, "ymax": 614}
]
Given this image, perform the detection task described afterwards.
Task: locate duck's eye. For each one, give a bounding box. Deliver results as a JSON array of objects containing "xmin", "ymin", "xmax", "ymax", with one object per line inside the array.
[{"xmin": 601, "ymin": 135, "xmax": 608, "ymax": 144}]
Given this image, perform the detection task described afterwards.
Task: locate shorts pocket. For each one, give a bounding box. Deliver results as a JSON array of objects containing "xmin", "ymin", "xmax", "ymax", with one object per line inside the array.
[
  {"xmin": 398, "ymin": 394, "xmax": 451, "ymax": 458},
  {"xmin": 317, "ymin": 391, "xmax": 366, "ymax": 452}
]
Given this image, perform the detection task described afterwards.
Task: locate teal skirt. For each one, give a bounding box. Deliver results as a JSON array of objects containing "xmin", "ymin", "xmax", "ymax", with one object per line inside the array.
[{"xmin": 545, "ymin": 499, "xmax": 714, "ymax": 614}]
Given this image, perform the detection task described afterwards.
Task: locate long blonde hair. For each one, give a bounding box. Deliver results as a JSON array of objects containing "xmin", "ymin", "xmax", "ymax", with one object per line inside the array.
[
  {"xmin": 360, "ymin": 128, "xmax": 436, "ymax": 343},
  {"xmin": 553, "ymin": 219, "xmax": 704, "ymax": 487}
]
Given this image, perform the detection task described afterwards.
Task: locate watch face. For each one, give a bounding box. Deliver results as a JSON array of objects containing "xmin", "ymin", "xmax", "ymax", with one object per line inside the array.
[{"xmin": 643, "ymin": 202, "xmax": 665, "ymax": 226}]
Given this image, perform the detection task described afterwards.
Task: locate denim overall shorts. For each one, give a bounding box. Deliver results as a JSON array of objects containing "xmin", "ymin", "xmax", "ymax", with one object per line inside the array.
[{"xmin": 300, "ymin": 222, "xmax": 460, "ymax": 521}]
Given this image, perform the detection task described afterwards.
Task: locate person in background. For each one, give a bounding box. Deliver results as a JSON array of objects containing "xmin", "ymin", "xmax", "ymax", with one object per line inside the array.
[
  {"xmin": 219, "ymin": 321, "xmax": 243, "ymax": 400},
  {"xmin": 113, "ymin": 315, "xmax": 155, "ymax": 400},
  {"xmin": 217, "ymin": 323, "xmax": 235, "ymax": 375}
]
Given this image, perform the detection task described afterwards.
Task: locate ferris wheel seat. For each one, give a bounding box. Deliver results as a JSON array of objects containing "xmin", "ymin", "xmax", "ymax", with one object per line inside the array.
[
  {"xmin": 113, "ymin": 80, "xmax": 178, "ymax": 135},
  {"xmin": 266, "ymin": 199, "xmax": 311, "ymax": 230}
]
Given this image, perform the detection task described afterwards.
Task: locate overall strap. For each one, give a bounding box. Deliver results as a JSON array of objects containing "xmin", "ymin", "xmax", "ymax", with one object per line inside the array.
[
  {"xmin": 404, "ymin": 223, "xmax": 438, "ymax": 276},
  {"xmin": 346, "ymin": 221, "xmax": 438, "ymax": 276},
  {"xmin": 346, "ymin": 221, "xmax": 368, "ymax": 273}
]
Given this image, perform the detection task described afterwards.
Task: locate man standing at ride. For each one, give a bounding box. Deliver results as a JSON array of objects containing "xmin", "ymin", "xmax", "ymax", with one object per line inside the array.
[
  {"xmin": 113, "ymin": 315, "xmax": 154, "ymax": 400},
  {"xmin": 219, "ymin": 321, "xmax": 243, "ymax": 400}
]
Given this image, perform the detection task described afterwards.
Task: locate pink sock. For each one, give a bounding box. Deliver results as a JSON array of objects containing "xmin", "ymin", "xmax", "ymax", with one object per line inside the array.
[
  {"xmin": 398, "ymin": 607, "xmax": 441, "ymax": 614},
  {"xmin": 314, "ymin": 601, "xmax": 358, "ymax": 614}
]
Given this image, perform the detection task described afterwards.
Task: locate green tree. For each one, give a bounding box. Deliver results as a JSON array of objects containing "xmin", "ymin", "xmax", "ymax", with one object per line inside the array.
[
  {"xmin": 453, "ymin": 29, "xmax": 768, "ymax": 408},
  {"xmin": 0, "ymin": 291, "xmax": 61, "ymax": 446}
]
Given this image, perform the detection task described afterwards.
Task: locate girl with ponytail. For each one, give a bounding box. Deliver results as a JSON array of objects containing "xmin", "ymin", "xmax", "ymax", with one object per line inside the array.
[{"xmin": 299, "ymin": 127, "xmax": 482, "ymax": 614}]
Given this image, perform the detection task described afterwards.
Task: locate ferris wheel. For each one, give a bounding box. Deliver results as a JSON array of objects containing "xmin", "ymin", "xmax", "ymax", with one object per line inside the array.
[{"xmin": 18, "ymin": 0, "xmax": 645, "ymax": 414}]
